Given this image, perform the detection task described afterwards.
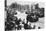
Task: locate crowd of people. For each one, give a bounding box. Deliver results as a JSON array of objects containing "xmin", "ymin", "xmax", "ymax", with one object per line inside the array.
[{"xmin": 5, "ymin": 2, "xmax": 44, "ymax": 31}]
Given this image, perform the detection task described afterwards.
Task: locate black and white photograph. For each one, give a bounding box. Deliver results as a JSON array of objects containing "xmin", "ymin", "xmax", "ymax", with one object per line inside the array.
[{"xmin": 4, "ymin": 0, "xmax": 45, "ymax": 31}]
